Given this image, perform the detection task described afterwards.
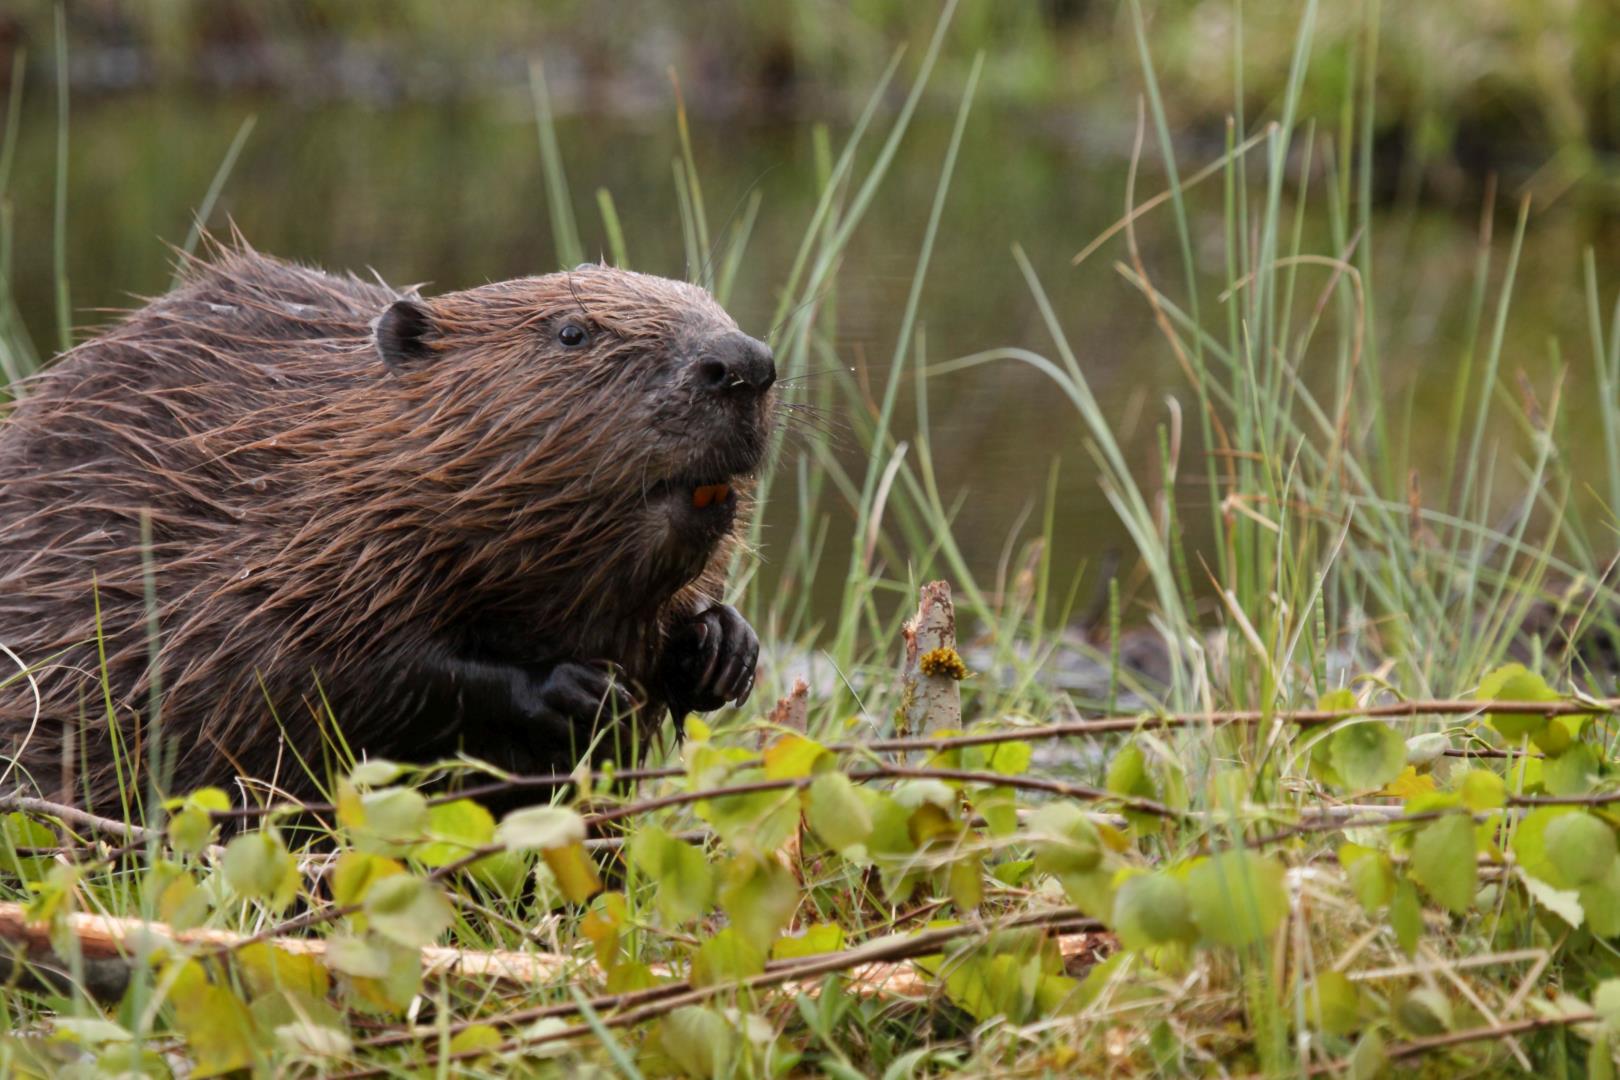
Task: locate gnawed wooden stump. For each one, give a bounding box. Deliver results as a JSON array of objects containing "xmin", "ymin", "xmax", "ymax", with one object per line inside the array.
[{"xmin": 900, "ymin": 581, "xmax": 966, "ymax": 735}]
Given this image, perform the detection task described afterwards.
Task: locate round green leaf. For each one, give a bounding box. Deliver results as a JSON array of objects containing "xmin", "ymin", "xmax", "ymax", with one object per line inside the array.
[
  {"xmin": 349, "ymin": 759, "xmax": 406, "ymax": 787},
  {"xmin": 718, "ymin": 855, "xmax": 798, "ymax": 950},
  {"xmin": 1409, "ymin": 813, "xmax": 1478, "ymax": 914},
  {"xmin": 495, "ymin": 805, "xmax": 586, "ymax": 851},
  {"xmin": 222, "ymin": 830, "xmax": 297, "ymax": 911},
  {"xmin": 1395, "ymin": 986, "xmax": 1452, "ymax": 1036},
  {"xmin": 414, "ymin": 798, "xmax": 495, "ymax": 868},
  {"xmin": 1329, "ymin": 721, "xmax": 1407, "ymax": 791},
  {"xmin": 805, "ymin": 771, "xmax": 873, "ymax": 853},
  {"xmin": 1513, "ymin": 806, "xmax": 1583, "ymax": 888},
  {"xmin": 1595, "ymin": 979, "xmax": 1620, "ymax": 1030},
  {"xmin": 1029, "ymin": 802, "xmax": 1102, "ymax": 875},
  {"xmin": 1544, "ymin": 812, "xmax": 1617, "ymax": 886},
  {"xmin": 364, "ymin": 874, "xmax": 454, "ymax": 948},
  {"xmin": 1113, "ymin": 871, "xmax": 1194, "ymax": 948},
  {"xmin": 1305, "ymin": 971, "xmax": 1362, "ymax": 1036},
  {"xmin": 1186, "ymin": 851, "xmax": 1288, "ymax": 948},
  {"xmin": 627, "ymin": 826, "xmax": 714, "ymax": 925},
  {"xmin": 1543, "ymin": 743, "xmax": 1602, "ymax": 796},
  {"xmin": 1476, "ymin": 663, "xmax": 1559, "ymax": 741},
  {"xmin": 1458, "ymin": 768, "xmax": 1506, "ymax": 811},
  {"xmin": 661, "ymin": 1006, "xmax": 737, "ymax": 1079}
]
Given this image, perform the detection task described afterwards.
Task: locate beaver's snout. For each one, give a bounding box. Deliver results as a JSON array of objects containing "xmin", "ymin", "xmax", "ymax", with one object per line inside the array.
[{"xmin": 692, "ymin": 332, "xmax": 776, "ymax": 397}]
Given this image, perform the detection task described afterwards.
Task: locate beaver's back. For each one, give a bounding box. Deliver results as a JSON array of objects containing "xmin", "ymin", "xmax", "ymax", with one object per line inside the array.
[{"xmin": 0, "ymin": 249, "xmax": 405, "ymax": 802}]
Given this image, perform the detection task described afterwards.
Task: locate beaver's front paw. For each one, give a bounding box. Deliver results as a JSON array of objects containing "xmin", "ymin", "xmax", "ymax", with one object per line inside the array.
[
  {"xmin": 514, "ymin": 661, "xmax": 641, "ymax": 760},
  {"xmin": 663, "ymin": 603, "xmax": 759, "ymax": 715}
]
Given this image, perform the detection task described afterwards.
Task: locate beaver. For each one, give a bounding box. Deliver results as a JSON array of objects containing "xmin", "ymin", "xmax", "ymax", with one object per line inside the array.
[{"xmin": 0, "ymin": 241, "xmax": 775, "ymax": 812}]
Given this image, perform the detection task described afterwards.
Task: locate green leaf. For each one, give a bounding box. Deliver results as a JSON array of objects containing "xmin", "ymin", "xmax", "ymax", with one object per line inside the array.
[
  {"xmin": 167, "ymin": 806, "xmax": 213, "ymax": 856},
  {"xmin": 446, "ymin": 1024, "xmax": 501, "ymax": 1064},
  {"xmin": 772, "ymin": 924, "xmax": 845, "ymax": 961},
  {"xmin": 1318, "ymin": 688, "xmax": 1358, "ymax": 712},
  {"xmin": 1391, "ymin": 877, "xmax": 1422, "ymax": 956},
  {"xmin": 1543, "ymin": 743, "xmax": 1602, "ymax": 796},
  {"xmin": 1106, "ymin": 741, "xmax": 1162, "ymax": 831},
  {"xmin": 495, "ymin": 805, "xmax": 586, "ymax": 851},
  {"xmin": 1186, "ymin": 851, "xmax": 1287, "ymax": 948},
  {"xmin": 541, "ymin": 842, "xmax": 603, "ymax": 904},
  {"xmin": 363, "ymin": 874, "xmax": 454, "ymax": 948},
  {"xmin": 1596, "ymin": 979, "xmax": 1620, "ymax": 1030},
  {"xmin": 330, "ymin": 935, "xmax": 420, "ymax": 1014},
  {"xmin": 964, "ymin": 739, "xmax": 1033, "ymax": 776},
  {"xmin": 1029, "ymin": 802, "xmax": 1102, "ymax": 875},
  {"xmin": 1305, "ymin": 971, "xmax": 1362, "ymax": 1036},
  {"xmin": 1458, "ymin": 769, "xmax": 1506, "ymax": 811},
  {"xmin": 762, "ymin": 733, "xmax": 829, "ymax": 779},
  {"xmin": 1055, "ymin": 867, "xmax": 1118, "ymax": 921},
  {"xmin": 975, "ymin": 785, "xmax": 1020, "ymax": 837},
  {"xmin": 936, "ymin": 953, "xmax": 1043, "ymax": 1023},
  {"xmin": 349, "ymin": 759, "xmax": 406, "ymax": 787},
  {"xmin": 696, "ymin": 782, "xmax": 800, "ymax": 856},
  {"xmin": 413, "ymin": 799, "xmax": 495, "ymax": 868},
  {"xmin": 1113, "ymin": 871, "xmax": 1195, "ymax": 949},
  {"xmin": 1521, "ymin": 868, "xmax": 1585, "ymax": 928},
  {"xmin": 1476, "ymin": 663, "xmax": 1560, "ymax": 741},
  {"xmin": 692, "ymin": 927, "xmax": 766, "ymax": 986},
  {"xmin": 805, "ymin": 772, "xmax": 873, "ymax": 853},
  {"xmin": 169, "ymin": 978, "xmax": 257, "ymax": 1077},
  {"xmin": 947, "ymin": 852, "xmax": 983, "ymax": 912},
  {"xmin": 331, "ymin": 852, "xmax": 404, "ymax": 909},
  {"xmin": 1409, "ymin": 813, "xmax": 1478, "ymax": 914},
  {"xmin": 52, "ymin": 1017, "xmax": 131, "ymax": 1046},
  {"xmin": 274, "ymin": 1026, "xmax": 350, "ymax": 1060},
  {"xmin": 1582, "ymin": 859, "xmax": 1620, "ymax": 937},
  {"xmin": 1405, "ymin": 732, "xmax": 1451, "ymax": 767},
  {"xmin": 238, "ymin": 942, "xmax": 330, "ymax": 999},
  {"xmin": 1330, "ymin": 721, "xmax": 1408, "ymax": 791},
  {"xmin": 157, "ymin": 870, "xmax": 210, "ymax": 931},
  {"xmin": 1395, "ymin": 987, "xmax": 1452, "ymax": 1036},
  {"xmin": 165, "ymin": 788, "xmax": 228, "ymax": 855},
  {"xmin": 1594, "ymin": 1029, "xmax": 1616, "ymax": 1080},
  {"xmin": 1545, "ymin": 812, "xmax": 1617, "ymax": 886},
  {"xmin": 356, "ymin": 787, "xmax": 429, "ymax": 848},
  {"xmin": 718, "ymin": 856, "xmax": 798, "ymax": 951},
  {"xmin": 1338, "ymin": 843, "xmax": 1395, "ymax": 913},
  {"xmin": 1347, "ymin": 1030, "xmax": 1387, "ymax": 1080},
  {"xmin": 222, "ymin": 830, "xmax": 298, "ymax": 911},
  {"xmin": 627, "ymin": 826, "xmax": 714, "ymax": 924},
  {"xmin": 326, "ymin": 935, "xmax": 393, "ymax": 979},
  {"xmin": 661, "ymin": 1006, "xmax": 737, "ymax": 1079},
  {"xmin": 1514, "ymin": 806, "xmax": 1583, "ymax": 887},
  {"xmin": 1, "ymin": 812, "xmax": 55, "ymax": 883}
]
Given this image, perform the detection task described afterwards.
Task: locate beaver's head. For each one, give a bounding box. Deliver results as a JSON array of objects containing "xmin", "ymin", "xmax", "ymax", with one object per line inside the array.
[{"xmin": 370, "ymin": 265, "xmax": 776, "ymax": 608}]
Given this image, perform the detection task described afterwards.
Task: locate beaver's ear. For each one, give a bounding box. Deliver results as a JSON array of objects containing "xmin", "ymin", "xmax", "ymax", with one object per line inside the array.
[{"xmin": 374, "ymin": 299, "xmax": 439, "ymax": 372}]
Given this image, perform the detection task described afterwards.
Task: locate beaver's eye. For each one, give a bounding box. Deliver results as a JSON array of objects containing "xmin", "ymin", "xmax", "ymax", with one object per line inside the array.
[{"xmin": 557, "ymin": 322, "xmax": 589, "ymax": 348}]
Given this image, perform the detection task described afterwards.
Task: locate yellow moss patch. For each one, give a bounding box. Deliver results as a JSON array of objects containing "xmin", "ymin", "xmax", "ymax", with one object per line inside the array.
[{"xmin": 918, "ymin": 646, "xmax": 969, "ymax": 681}]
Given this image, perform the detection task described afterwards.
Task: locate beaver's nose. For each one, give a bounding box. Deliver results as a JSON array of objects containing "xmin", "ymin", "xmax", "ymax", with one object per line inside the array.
[{"xmin": 696, "ymin": 334, "xmax": 776, "ymax": 396}]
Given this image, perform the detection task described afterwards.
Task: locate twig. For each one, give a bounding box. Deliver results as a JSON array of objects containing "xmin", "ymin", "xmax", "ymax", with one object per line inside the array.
[
  {"xmin": 0, "ymin": 792, "xmax": 160, "ymax": 844},
  {"xmin": 336, "ymin": 907, "xmax": 1107, "ymax": 1072},
  {"xmin": 0, "ymin": 901, "xmax": 574, "ymax": 992}
]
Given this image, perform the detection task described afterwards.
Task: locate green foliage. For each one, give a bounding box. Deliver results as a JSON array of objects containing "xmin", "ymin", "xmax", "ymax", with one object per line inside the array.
[{"xmin": 9, "ymin": 1, "xmax": 1620, "ymax": 1076}]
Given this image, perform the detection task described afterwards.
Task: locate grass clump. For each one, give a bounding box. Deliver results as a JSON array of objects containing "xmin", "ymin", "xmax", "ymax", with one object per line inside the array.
[{"xmin": 7, "ymin": 2, "xmax": 1620, "ymax": 1077}]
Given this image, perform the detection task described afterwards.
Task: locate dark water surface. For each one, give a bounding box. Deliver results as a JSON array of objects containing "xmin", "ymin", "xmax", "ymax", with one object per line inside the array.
[{"xmin": 4, "ymin": 89, "xmax": 1616, "ymax": 623}]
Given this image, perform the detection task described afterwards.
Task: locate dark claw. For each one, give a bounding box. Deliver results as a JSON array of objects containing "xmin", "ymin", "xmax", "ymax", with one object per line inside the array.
[{"xmin": 662, "ymin": 603, "xmax": 761, "ymax": 716}]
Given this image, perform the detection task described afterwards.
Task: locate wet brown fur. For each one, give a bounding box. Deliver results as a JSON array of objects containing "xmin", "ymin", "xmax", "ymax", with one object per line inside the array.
[{"xmin": 0, "ymin": 240, "xmax": 766, "ymax": 810}]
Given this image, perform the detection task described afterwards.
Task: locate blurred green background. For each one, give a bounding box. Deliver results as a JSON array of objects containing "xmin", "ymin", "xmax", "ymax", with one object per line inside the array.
[{"xmin": 2, "ymin": 0, "xmax": 1618, "ymax": 615}]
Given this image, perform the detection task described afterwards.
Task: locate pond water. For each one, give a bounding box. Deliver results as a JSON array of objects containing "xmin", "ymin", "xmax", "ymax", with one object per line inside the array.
[{"xmin": 4, "ymin": 88, "xmax": 1616, "ymax": 625}]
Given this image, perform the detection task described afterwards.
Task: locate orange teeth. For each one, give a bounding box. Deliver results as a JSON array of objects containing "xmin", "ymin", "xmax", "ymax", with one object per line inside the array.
[{"xmin": 692, "ymin": 483, "xmax": 731, "ymax": 509}]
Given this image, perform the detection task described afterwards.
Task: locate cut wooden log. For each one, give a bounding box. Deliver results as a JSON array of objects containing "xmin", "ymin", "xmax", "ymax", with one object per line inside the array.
[{"xmin": 900, "ymin": 580, "xmax": 965, "ymax": 734}]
